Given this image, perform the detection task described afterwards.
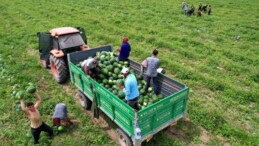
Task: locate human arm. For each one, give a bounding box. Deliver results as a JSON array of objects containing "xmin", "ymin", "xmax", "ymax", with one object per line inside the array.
[
  {"xmin": 34, "ymin": 92, "xmax": 42, "ymax": 109},
  {"xmin": 157, "ymin": 60, "xmax": 160, "ymax": 69},
  {"xmin": 84, "ymin": 65, "xmax": 90, "ymax": 75},
  {"xmin": 124, "ymin": 81, "xmax": 131, "ymax": 100},
  {"xmin": 117, "ymin": 47, "xmax": 121, "ymax": 52},
  {"xmin": 20, "ymin": 99, "xmax": 29, "ymax": 115},
  {"xmin": 119, "ymin": 83, "xmax": 125, "ymax": 89},
  {"xmin": 141, "ymin": 59, "xmax": 147, "ymax": 68}
]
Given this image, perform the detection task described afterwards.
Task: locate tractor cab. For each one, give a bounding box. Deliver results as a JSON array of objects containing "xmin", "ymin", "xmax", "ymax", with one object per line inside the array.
[
  {"xmin": 37, "ymin": 27, "xmax": 88, "ymax": 83},
  {"xmin": 50, "ymin": 27, "xmax": 86, "ymax": 53}
]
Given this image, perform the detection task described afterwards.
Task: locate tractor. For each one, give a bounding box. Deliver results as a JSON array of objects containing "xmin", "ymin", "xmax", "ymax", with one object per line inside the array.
[{"xmin": 37, "ymin": 27, "xmax": 88, "ymax": 83}]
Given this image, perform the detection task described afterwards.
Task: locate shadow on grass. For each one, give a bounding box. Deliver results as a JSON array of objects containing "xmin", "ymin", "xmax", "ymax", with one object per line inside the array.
[
  {"xmin": 141, "ymin": 118, "xmax": 201, "ymax": 146},
  {"xmin": 95, "ymin": 110, "xmax": 201, "ymax": 146},
  {"xmin": 165, "ymin": 118, "xmax": 200, "ymax": 144}
]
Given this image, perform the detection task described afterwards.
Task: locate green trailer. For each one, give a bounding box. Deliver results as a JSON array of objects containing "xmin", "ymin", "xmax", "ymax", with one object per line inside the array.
[{"xmin": 67, "ymin": 45, "xmax": 189, "ymax": 146}]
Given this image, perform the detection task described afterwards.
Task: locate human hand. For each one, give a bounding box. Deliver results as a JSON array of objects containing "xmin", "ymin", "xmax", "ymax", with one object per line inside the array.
[
  {"xmin": 33, "ymin": 92, "xmax": 39, "ymax": 97},
  {"xmin": 119, "ymin": 84, "xmax": 125, "ymax": 89}
]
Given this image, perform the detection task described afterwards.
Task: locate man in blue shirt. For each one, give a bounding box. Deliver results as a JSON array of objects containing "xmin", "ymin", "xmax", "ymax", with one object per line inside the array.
[
  {"xmin": 120, "ymin": 67, "xmax": 140, "ymax": 111},
  {"xmin": 117, "ymin": 37, "xmax": 131, "ymax": 61}
]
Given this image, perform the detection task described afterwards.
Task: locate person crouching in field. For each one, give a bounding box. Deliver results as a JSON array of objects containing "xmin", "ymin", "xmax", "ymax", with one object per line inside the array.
[
  {"xmin": 52, "ymin": 103, "xmax": 73, "ymax": 126},
  {"xmin": 20, "ymin": 93, "xmax": 53, "ymax": 145},
  {"xmin": 208, "ymin": 5, "xmax": 212, "ymax": 15},
  {"xmin": 186, "ymin": 4, "xmax": 195, "ymax": 16},
  {"xmin": 197, "ymin": 9, "xmax": 202, "ymax": 17}
]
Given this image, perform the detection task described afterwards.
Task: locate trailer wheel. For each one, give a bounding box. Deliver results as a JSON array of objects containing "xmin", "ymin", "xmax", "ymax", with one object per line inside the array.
[
  {"xmin": 78, "ymin": 90, "xmax": 92, "ymax": 110},
  {"xmin": 116, "ymin": 128, "xmax": 133, "ymax": 146},
  {"xmin": 50, "ymin": 54, "xmax": 68, "ymax": 83}
]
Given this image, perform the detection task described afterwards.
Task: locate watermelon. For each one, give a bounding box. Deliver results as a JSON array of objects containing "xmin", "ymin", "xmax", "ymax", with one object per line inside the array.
[
  {"xmin": 140, "ymin": 89, "xmax": 146, "ymax": 95},
  {"xmin": 16, "ymin": 91, "xmax": 25, "ymax": 99},
  {"xmin": 26, "ymin": 86, "xmax": 36, "ymax": 94},
  {"xmin": 28, "ymin": 82, "xmax": 34, "ymax": 86},
  {"xmin": 96, "ymin": 52, "xmax": 101, "ymax": 57},
  {"xmin": 103, "ymin": 79, "xmax": 108, "ymax": 84},
  {"xmin": 16, "ymin": 104, "xmax": 21, "ymax": 112},
  {"xmin": 101, "ymin": 68, "xmax": 109, "ymax": 75},
  {"xmin": 153, "ymin": 96, "xmax": 159, "ymax": 102},
  {"xmin": 158, "ymin": 94, "xmax": 164, "ymax": 99},
  {"xmin": 108, "ymin": 80, "xmax": 113, "ymax": 85},
  {"xmin": 112, "ymin": 85, "xmax": 117, "ymax": 89},
  {"xmin": 116, "ymin": 79, "xmax": 124, "ymax": 85},
  {"xmin": 139, "ymin": 96, "xmax": 144, "ymax": 104},
  {"xmin": 114, "ymin": 68, "xmax": 120, "ymax": 74},
  {"xmin": 105, "ymin": 84, "xmax": 110, "ymax": 89},
  {"xmin": 123, "ymin": 61, "xmax": 129, "ymax": 66},
  {"xmin": 58, "ymin": 125, "xmax": 64, "ymax": 131},
  {"xmin": 107, "ymin": 65, "xmax": 113, "ymax": 71},
  {"xmin": 136, "ymin": 75, "xmax": 143, "ymax": 80},
  {"xmin": 147, "ymin": 87, "xmax": 153, "ymax": 92},
  {"xmin": 117, "ymin": 90, "xmax": 125, "ymax": 99},
  {"xmin": 26, "ymin": 133, "xmax": 31, "ymax": 138},
  {"xmin": 112, "ymin": 74, "xmax": 118, "ymax": 79},
  {"xmin": 98, "ymin": 74, "xmax": 105, "ymax": 79},
  {"xmin": 141, "ymin": 80, "xmax": 146, "ymax": 85},
  {"xmin": 112, "ymin": 90, "xmax": 118, "ymax": 95},
  {"xmin": 100, "ymin": 55, "xmax": 106, "ymax": 61}
]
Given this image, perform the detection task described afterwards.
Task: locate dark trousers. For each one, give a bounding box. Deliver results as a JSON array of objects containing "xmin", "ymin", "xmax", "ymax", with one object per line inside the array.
[
  {"xmin": 145, "ymin": 76, "xmax": 159, "ymax": 94},
  {"xmin": 89, "ymin": 68, "xmax": 99, "ymax": 78},
  {"xmin": 31, "ymin": 122, "xmax": 53, "ymax": 144},
  {"xmin": 127, "ymin": 97, "xmax": 139, "ymax": 111},
  {"xmin": 119, "ymin": 58, "xmax": 129, "ymax": 61}
]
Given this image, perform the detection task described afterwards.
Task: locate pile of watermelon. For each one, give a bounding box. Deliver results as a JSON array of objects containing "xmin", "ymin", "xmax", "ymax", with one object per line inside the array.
[
  {"xmin": 79, "ymin": 51, "xmax": 165, "ymax": 110},
  {"xmin": 10, "ymin": 82, "xmax": 37, "ymax": 112}
]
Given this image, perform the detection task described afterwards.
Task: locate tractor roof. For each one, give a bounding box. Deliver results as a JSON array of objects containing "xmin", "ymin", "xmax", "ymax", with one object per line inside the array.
[{"xmin": 49, "ymin": 27, "xmax": 79, "ymax": 36}]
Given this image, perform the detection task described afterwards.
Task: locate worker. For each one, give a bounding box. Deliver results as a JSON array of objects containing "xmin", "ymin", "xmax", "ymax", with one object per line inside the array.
[
  {"xmin": 81, "ymin": 56, "xmax": 99, "ymax": 79},
  {"xmin": 117, "ymin": 37, "xmax": 131, "ymax": 61},
  {"xmin": 120, "ymin": 67, "xmax": 140, "ymax": 111},
  {"xmin": 142, "ymin": 49, "xmax": 160, "ymax": 95},
  {"xmin": 52, "ymin": 103, "xmax": 73, "ymax": 126},
  {"xmin": 20, "ymin": 93, "xmax": 53, "ymax": 145}
]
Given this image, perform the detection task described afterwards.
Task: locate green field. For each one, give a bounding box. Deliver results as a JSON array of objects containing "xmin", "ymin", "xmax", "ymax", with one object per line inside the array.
[{"xmin": 0, "ymin": 0, "xmax": 258, "ymax": 145}]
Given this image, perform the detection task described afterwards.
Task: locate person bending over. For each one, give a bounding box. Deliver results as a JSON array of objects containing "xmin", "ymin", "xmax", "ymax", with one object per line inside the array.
[
  {"xmin": 52, "ymin": 103, "xmax": 73, "ymax": 126},
  {"xmin": 81, "ymin": 56, "xmax": 100, "ymax": 79}
]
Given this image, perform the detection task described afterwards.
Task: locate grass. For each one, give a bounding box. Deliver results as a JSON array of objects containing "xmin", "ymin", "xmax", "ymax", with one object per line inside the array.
[{"xmin": 0, "ymin": 0, "xmax": 258, "ymax": 145}]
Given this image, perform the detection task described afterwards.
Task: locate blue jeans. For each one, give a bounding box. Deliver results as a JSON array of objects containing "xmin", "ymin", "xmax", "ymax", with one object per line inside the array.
[{"xmin": 145, "ymin": 76, "xmax": 158, "ymax": 94}]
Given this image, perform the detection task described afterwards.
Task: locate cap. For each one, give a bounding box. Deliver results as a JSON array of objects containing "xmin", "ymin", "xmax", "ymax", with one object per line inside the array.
[
  {"xmin": 123, "ymin": 37, "xmax": 128, "ymax": 43},
  {"xmin": 121, "ymin": 67, "xmax": 129, "ymax": 74}
]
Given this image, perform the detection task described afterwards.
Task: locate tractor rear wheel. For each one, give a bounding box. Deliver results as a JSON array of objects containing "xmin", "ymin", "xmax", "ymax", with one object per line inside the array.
[{"xmin": 50, "ymin": 54, "xmax": 68, "ymax": 83}]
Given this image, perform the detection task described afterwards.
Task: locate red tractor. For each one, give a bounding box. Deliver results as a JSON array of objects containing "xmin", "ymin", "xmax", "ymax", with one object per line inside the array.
[{"xmin": 37, "ymin": 27, "xmax": 89, "ymax": 83}]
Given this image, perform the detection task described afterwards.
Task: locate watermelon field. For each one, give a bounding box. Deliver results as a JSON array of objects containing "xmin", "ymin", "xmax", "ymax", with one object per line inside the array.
[{"xmin": 0, "ymin": 0, "xmax": 258, "ymax": 145}]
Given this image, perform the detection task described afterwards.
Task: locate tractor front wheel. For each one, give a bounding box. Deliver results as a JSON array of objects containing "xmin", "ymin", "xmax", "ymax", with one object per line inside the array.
[{"xmin": 50, "ymin": 54, "xmax": 68, "ymax": 83}]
